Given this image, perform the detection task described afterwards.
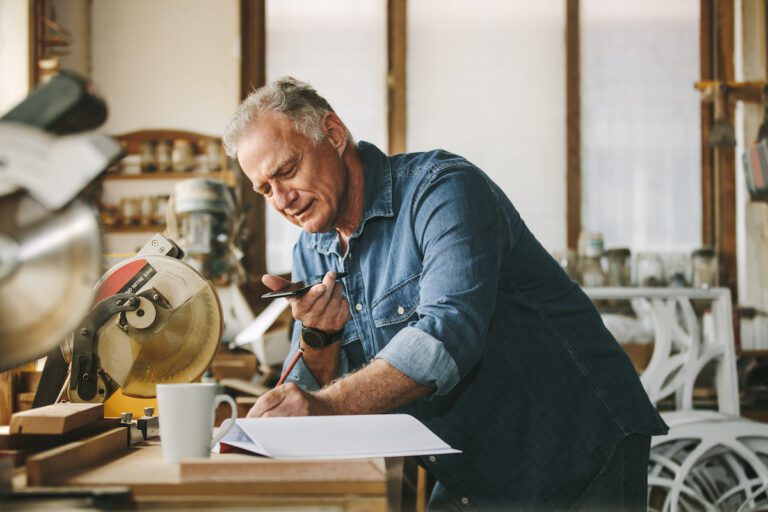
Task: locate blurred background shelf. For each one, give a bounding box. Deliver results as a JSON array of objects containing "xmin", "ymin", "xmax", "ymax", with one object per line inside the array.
[
  {"xmin": 102, "ymin": 224, "xmax": 165, "ymax": 234},
  {"xmin": 102, "ymin": 170, "xmax": 234, "ymax": 182}
]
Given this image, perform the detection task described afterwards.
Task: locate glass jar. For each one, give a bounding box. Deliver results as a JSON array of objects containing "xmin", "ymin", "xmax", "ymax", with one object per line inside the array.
[
  {"xmin": 120, "ymin": 197, "xmax": 140, "ymax": 225},
  {"xmin": 171, "ymin": 139, "xmax": 195, "ymax": 172},
  {"xmin": 139, "ymin": 141, "xmax": 157, "ymax": 172},
  {"xmin": 156, "ymin": 140, "xmax": 172, "ymax": 172},
  {"xmin": 603, "ymin": 248, "xmax": 631, "ymax": 287},
  {"xmin": 155, "ymin": 195, "xmax": 170, "ymax": 225},
  {"xmin": 140, "ymin": 196, "xmax": 157, "ymax": 226},
  {"xmin": 204, "ymin": 139, "xmax": 222, "ymax": 172},
  {"xmin": 636, "ymin": 252, "xmax": 664, "ymax": 287},
  {"xmin": 577, "ymin": 231, "xmax": 605, "ymax": 287},
  {"xmin": 691, "ymin": 247, "xmax": 718, "ymax": 289},
  {"xmin": 663, "ymin": 252, "xmax": 689, "ymax": 288}
]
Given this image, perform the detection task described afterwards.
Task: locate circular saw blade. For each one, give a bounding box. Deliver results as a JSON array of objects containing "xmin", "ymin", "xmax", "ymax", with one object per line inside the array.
[
  {"xmin": 0, "ymin": 193, "xmax": 102, "ymax": 371},
  {"xmin": 94, "ymin": 255, "xmax": 222, "ymax": 397}
]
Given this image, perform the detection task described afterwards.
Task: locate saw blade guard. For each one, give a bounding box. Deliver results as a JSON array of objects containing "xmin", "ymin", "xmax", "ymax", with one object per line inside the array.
[
  {"xmin": 0, "ymin": 193, "xmax": 102, "ymax": 371},
  {"xmin": 92, "ymin": 254, "xmax": 223, "ymax": 397}
]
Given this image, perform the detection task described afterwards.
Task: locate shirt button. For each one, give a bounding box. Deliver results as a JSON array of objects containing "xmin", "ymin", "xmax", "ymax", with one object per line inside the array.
[
  {"xmin": 355, "ymin": 303, "xmax": 363, "ymax": 311},
  {"xmin": 461, "ymin": 497, "xmax": 469, "ymax": 505},
  {"xmin": 428, "ymin": 456, "xmax": 436, "ymax": 462},
  {"xmin": 397, "ymin": 306, "xmax": 405, "ymax": 315}
]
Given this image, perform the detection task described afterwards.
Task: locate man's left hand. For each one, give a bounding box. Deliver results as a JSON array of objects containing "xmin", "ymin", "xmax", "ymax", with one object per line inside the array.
[{"xmin": 246, "ymin": 382, "xmax": 333, "ymax": 417}]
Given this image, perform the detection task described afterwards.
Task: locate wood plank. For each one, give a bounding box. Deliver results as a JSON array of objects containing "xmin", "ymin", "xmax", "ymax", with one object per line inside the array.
[
  {"xmin": 0, "ymin": 418, "xmax": 121, "ymax": 450},
  {"xmin": 716, "ymin": 0, "xmax": 737, "ymax": 296},
  {"xmin": 238, "ymin": 0, "xmax": 268, "ymax": 314},
  {"xmin": 181, "ymin": 458, "xmax": 385, "ymax": 486},
  {"xmin": 102, "ymin": 171, "xmax": 233, "ymax": 181},
  {"xmin": 113, "ymin": 129, "xmax": 222, "ymax": 154},
  {"xmin": 60, "ymin": 443, "xmax": 388, "ymax": 498},
  {"xmin": 387, "ymin": 0, "xmax": 407, "ymax": 154},
  {"xmin": 26, "ymin": 427, "xmax": 127, "ymax": 486},
  {"xmin": 566, "ymin": 0, "xmax": 581, "ymax": 251},
  {"xmin": 10, "ymin": 403, "xmax": 103, "ymax": 435},
  {"xmin": 136, "ymin": 495, "xmax": 385, "ymax": 510},
  {"xmin": 220, "ymin": 378, "xmax": 268, "ymax": 397},
  {"xmin": 0, "ymin": 371, "xmax": 13, "ymax": 426},
  {"xmin": 700, "ymin": 0, "xmax": 714, "ymax": 247},
  {"xmin": 240, "ymin": 0, "xmax": 266, "ymax": 98}
]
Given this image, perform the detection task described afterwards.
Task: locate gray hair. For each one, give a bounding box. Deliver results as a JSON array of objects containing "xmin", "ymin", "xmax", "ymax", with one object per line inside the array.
[{"xmin": 223, "ymin": 76, "xmax": 341, "ymax": 158}]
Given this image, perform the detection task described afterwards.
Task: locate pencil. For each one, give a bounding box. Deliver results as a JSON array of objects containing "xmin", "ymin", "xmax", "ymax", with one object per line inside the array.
[{"xmin": 277, "ymin": 348, "xmax": 304, "ymax": 385}]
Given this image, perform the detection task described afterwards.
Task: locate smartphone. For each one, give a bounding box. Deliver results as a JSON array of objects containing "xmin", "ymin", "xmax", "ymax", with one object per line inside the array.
[{"xmin": 261, "ymin": 272, "xmax": 348, "ymax": 299}]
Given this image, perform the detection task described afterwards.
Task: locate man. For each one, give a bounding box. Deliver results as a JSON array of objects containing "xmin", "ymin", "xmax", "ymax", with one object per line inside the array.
[{"xmin": 224, "ymin": 77, "xmax": 667, "ymax": 511}]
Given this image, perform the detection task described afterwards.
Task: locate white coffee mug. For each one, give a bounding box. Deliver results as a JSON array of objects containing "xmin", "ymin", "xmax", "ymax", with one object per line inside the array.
[{"xmin": 156, "ymin": 383, "xmax": 237, "ymax": 464}]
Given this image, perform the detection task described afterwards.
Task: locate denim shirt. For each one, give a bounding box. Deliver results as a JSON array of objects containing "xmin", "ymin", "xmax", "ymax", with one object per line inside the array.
[{"xmin": 282, "ymin": 141, "xmax": 668, "ymax": 510}]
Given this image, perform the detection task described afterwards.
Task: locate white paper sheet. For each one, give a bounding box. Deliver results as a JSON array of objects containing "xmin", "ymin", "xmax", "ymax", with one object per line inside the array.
[{"xmin": 214, "ymin": 414, "xmax": 460, "ymax": 460}]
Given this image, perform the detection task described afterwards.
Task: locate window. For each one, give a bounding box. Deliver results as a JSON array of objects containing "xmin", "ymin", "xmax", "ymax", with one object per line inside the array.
[
  {"xmin": 265, "ymin": 0, "xmax": 388, "ymax": 274},
  {"xmin": 581, "ymin": 0, "xmax": 701, "ymax": 252},
  {"xmin": 408, "ymin": 0, "xmax": 566, "ymax": 251}
]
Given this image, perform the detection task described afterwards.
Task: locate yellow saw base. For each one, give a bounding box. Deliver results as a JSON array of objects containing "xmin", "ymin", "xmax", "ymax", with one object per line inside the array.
[{"xmin": 104, "ymin": 388, "xmax": 158, "ymax": 419}]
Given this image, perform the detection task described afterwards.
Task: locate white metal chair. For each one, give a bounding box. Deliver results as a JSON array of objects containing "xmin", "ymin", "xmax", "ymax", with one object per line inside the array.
[{"xmin": 585, "ymin": 287, "xmax": 768, "ymax": 512}]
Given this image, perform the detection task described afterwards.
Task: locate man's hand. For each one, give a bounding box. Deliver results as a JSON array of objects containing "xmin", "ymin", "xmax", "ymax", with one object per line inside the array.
[
  {"xmin": 262, "ymin": 272, "xmax": 350, "ymax": 333},
  {"xmin": 245, "ymin": 359, "xmax": 434, "ymax": 418},
  {"xmin": 246, "ymin": 382, "xmax": 332, "ymax": 417}
]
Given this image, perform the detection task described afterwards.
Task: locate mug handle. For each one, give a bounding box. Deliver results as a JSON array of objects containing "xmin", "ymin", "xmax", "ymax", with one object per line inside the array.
[{"xmin": 210, "ymin": 394, "xmax": 238, "ymax": 448}]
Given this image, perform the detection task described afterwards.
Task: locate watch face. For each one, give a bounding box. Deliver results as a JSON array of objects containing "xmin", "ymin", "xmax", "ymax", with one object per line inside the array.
[
  {"xmin": 302, "ymin": 327, "xmax": 327, "ymax": 349},
  {"xmin": 301, "ymin": 326, "xmax": 341, "ymax": 349}
]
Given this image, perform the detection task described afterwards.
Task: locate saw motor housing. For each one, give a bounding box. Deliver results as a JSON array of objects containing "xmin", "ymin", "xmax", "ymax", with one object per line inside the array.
[{"xmin": 34, "ymin": 234, "xmax": 223, "ymax": 407}]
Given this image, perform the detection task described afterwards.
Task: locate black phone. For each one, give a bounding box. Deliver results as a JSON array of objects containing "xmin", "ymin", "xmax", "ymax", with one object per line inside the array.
[{"xmin": 261, "ymin": 272, "xmax": 348, "ymax": 299}]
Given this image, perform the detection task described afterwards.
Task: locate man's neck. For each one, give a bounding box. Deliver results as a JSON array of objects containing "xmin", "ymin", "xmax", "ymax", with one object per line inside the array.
[{"xmin": 334, "ymin": 144, "xmax": 365, "ymax": 250}]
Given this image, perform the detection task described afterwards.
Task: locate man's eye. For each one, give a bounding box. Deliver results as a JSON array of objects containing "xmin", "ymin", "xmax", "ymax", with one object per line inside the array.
[
  {"xmin": 259, "ymin": 186, "xmax": 271, "ymax": 197},
  {"xmin": 281, "ymin": 166, "xmax": 298, "ymax": 179}
]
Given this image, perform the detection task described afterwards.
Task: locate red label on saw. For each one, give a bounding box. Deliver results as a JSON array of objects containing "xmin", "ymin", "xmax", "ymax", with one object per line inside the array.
[{"xmin": 95, "ymin": 259, "xmax": 157, "ymax": 303}]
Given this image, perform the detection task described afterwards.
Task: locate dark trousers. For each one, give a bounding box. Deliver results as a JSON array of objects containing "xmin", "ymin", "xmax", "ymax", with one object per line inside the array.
[
  {"xmin": 427, "ymin": 434, "xmax": 651, "ymax": 512},
  {"xmin": 569, "ymin": 433, "xmax": 650, "ymax": 512}
]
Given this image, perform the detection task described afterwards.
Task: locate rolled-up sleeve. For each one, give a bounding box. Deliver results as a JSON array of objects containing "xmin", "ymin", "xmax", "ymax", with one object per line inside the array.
[
  {"xmin": 377, "ymin": 165, "xmax": 503, "ymax": 396},
  {"xmin": 376, "ymin": 325, "xmax": 460, "ymax": 395}
]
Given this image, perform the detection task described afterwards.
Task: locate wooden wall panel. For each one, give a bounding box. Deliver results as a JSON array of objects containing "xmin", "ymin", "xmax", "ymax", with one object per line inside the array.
[
  {"xmin": 387, "ymin": 0, "xmax": 407, "ymax": 155},
  {"xmin": 239, "ymin": 0, "xmax": 268, "ymax": 310},
  {"xmin": 566, "ymin": 0, "xmax": 581, "ymax": 251}
]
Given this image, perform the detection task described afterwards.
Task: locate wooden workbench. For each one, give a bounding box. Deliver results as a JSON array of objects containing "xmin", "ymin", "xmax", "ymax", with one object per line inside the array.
[{"xmin": 11, "ymin": 439, "xmax": 403, "ymax": 510}]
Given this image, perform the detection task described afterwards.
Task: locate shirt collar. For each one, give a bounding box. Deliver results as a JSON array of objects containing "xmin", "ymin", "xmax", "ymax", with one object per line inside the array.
[{"xmin": 309, "ymin": 141, "xmax": 393, "ymax": 254}]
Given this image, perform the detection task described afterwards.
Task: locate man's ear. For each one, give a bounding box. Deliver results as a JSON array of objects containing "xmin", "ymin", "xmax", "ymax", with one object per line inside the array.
[{"xmin": 323, "ymin": 112, "xmax": 348, "ymax": 156}]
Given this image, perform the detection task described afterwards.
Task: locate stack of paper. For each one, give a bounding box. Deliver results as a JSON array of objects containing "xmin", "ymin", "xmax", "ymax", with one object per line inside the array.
[{"xmin": 215, "ymin": 414, "xmax": 460, "ymax": 460}]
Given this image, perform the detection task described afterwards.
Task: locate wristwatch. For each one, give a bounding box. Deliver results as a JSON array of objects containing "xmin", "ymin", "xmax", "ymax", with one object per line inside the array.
[{"xmin": 301, "ymin": 325, "xmax": 342, "ymax": 349}]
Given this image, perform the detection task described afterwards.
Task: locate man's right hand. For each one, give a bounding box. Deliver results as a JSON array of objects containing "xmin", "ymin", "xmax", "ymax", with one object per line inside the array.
[{"xmin": 262, "ymin": 272, "xmax": 350, "ymax": 334}]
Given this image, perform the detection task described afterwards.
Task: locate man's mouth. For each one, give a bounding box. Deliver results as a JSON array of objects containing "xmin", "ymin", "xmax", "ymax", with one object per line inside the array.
[{"xmin": 293, "ymin": 201, "xmax": 313, "ymax": 218}]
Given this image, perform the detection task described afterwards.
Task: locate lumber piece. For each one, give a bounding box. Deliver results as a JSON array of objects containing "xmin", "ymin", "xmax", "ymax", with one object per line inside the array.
[
  {"xmin": 26, "ymin": 427, "xmax": 127, "ymax": 486},
  {"xmin": 10, "ymin": 403, "xmax": 103, "ymax": 435},
  {"xmin": 0, "ymin": 418, "xmax": 121, "ymax": 450},
  {"xmin": 219, "ymin": 378, "xmax": 269, "ymax": 396}
]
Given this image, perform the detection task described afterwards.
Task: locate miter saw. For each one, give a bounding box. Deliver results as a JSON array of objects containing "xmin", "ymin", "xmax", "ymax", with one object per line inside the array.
[
  {"xmin": 0, "ymin": 71, "xmax": 224, "ymax": 406},
  {"xmin": 34, "ymin": 233, "xmax": 223, "ymax": 406}
]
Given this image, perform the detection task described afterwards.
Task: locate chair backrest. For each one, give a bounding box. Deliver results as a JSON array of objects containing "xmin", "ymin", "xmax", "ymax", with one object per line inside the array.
[{"xmin": 585, "ymin": 287, "xmax": 739, "ymax": 416}]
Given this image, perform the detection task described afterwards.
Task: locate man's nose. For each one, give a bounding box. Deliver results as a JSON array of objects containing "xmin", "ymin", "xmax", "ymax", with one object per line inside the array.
[{"xmin": 272, "ymin": 186, "xmax": 297, "ymax": 211}]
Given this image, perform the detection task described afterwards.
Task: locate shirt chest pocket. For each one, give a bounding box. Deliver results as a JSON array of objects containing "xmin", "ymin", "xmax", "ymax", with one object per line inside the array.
[{"xmin": 371, "ymin": 273, "xmax": 420, "ymax": 331}]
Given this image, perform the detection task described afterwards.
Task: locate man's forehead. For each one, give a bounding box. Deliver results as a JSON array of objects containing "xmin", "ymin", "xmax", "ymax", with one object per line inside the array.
[{"xmin": 240, "ymin": 116, "xmax": 297, "ymax": 173}]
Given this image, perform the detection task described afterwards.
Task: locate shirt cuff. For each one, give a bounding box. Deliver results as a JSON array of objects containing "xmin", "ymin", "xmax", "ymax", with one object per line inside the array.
[{"xmin": 375, "ymin": 326, "xmax": 460, "ymax": 396}]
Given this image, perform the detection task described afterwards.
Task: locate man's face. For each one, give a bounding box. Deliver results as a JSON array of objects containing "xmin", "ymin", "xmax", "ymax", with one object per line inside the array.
[{"xmin": 237, "ymin": 111, "xmax": 348, "ymax": 233}]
